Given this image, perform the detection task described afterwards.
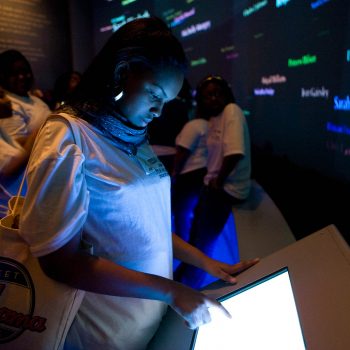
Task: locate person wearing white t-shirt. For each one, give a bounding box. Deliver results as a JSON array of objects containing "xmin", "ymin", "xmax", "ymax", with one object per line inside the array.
[
  {"xmin": 18, "ymin": 20, "xmax": 258, "ymax": 349},
  {"xmin": 0, "ymin": 50, "xmax": 50, "ymax": 157},
  {"xmin": 176, "ymin": 75, "xmax": 251, "ymax": 290},
  {"xmin": 0, "ymin": 50, "xmax": 50, "ymax": 211}
]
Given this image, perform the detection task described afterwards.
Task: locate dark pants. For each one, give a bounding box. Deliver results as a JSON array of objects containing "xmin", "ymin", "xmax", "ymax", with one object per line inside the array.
[{"xmin": 174, "ymin": 185, "xmax": 244, "ymax": 289}]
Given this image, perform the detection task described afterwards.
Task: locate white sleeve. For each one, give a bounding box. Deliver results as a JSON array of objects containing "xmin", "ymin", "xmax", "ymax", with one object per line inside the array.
[
  {"xmin": 222, "ymin": 105, "xmax": 246, "ymax": 157},
  {"xmin": 175, "ymin": 120, "xmax": 201, "ymax": 152},
  {"xmin": 0, "ymin": 129, "xmax": 26, "ymax": 173},
  {"xmin": 20, "ymin": 117, "xmax": 89, "ymax": 257}
]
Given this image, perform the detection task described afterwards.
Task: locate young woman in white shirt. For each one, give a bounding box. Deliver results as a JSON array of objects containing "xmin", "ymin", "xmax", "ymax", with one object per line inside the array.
[{"xmin": 19, "ymin": 20, "xmax": 257, "ymax": 349}]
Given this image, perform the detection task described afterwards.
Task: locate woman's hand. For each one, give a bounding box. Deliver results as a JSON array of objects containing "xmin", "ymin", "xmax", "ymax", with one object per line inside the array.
[
  {"xmin": 172, "ymin": 233, "xmax": 259, "ymax": 285},
  {"xmin": 201, "ymin": 257, "xmax": 260, "ymax": 284},
  {"xmin": 168, "ymin": 281, "xmax": 231, "ymax": 329}
]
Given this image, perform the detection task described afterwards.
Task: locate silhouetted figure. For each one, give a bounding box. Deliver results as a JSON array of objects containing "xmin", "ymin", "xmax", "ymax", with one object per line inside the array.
[{"xmin": 51, "ymin": 70, "xmax": 82, "ymax": 110}]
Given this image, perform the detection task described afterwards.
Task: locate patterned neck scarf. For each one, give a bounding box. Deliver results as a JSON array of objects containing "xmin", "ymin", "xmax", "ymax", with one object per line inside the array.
[{"xmin": 59, "ymin": 102, "xmax": 147, "ymax": 156}]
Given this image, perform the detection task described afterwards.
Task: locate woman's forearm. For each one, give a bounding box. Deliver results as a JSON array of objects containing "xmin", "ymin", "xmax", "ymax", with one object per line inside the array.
[
  {"xmin": 216, "ymin": 154, "xmax": 242, "ymax": 186},
  {"xmin": 38, "ymin": 232, "xmax": 227, "ymax": 330},
  {"xmin": 39, "ymin": 233, "xmax": 175, "ymax": 303},
  {"xmin": 172, "ymin": 233, "xmax": 210, "ymax": 270}
]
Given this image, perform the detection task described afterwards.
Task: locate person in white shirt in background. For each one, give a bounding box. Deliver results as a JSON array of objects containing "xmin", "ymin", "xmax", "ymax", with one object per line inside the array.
[
  {"xmin": 175, "ymin": 75, "xmax": 251, "ymax": 290},
  {"xmin": 0, "ymin": 50, "xmax": 50, "ymax": 151},
  {"xmin": 0, "ymin": 50, "xmax": 50, "ymax": 215},
  {"xmin": 18, "ymin": 18, "xmax": 258, "ymax": 350}
]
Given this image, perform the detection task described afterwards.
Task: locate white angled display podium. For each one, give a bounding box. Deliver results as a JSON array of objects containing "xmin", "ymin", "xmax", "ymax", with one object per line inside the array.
[{"xmin": 147, "ymin": 225, "xmax": 350, "ymax": 350}]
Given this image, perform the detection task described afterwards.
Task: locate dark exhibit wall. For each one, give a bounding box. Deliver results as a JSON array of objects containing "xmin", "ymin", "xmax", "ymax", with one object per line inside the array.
[
  {"xmin": 92, "ymin": 0, "xmax": 350, "ymax": 184},
  {"xmin": 0, "ymin": 0, "xmax": 71, "ymax": 91},
  {"xmin": 92, "ymin": 0, "xmax": 154, "ymax": 53}
]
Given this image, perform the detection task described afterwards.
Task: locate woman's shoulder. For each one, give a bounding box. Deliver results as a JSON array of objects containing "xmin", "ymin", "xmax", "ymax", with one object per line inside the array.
[
  {"xmin": 222, "ymin": 103, "xmax": 244, "ymax": 119},
  {"xmin": 35, "ymin": 112, "xmax": 86, "ymax": 151},
  {"xmin": 45, "ymin": 112, "xmax": 79, "ymax": 131}
]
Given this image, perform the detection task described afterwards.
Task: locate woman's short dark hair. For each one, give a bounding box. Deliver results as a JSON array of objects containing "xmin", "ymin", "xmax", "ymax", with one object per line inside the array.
[
  {"xmin": 0, "ymin": 49, "xmax": 33, "ymax": 89},
  {"xmin": 72, "ymin": 17, "xmax": 188, "ymax": 102},
  {"xmin": 195, "ymin": 75, "xmax": 236, "ymax": 107}
]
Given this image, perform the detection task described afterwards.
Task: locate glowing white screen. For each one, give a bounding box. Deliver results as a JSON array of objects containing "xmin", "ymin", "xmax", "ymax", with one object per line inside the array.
[{"xmin": 192, "ymin": 269, "xmax": 306, "ymax": 350}]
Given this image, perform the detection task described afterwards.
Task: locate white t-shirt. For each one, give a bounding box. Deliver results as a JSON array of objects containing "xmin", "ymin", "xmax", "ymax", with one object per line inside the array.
[
  {"xmin": 175, "ymin": 118, "xmax": 208, "ymax": 174},
  {"xmin": 20, "ymin": 114, "xmax": 173, "ymax": 350},
  {"xmin": 0, "ymin": 91, "xmax": 50, "ymax": 145},
  {"xmin": 0, "ymin": 128, "xmax": 26, "ymax": 174},
  {"xmin": 204, "ymin": 103, "xmax": 251, "ymax": 199}
]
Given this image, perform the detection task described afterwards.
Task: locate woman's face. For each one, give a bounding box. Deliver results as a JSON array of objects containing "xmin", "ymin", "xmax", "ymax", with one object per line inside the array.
[
  {"xmin": 6, "ymin": 59, "xmax": 33, "ymax": 97},
  {"xmin": 116, "ymin": 67, "xmax": 184, "ymax": 128},
  {"xmin": 199, "ymin": 81, "xmax": 228, "ymax": 117}
]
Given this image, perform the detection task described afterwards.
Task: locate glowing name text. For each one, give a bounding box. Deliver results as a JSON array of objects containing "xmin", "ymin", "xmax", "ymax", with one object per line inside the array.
[
  {"xmin": 276, "ymin": 0, "xmax": 291, "ymax": 7},
  {"xmin": 334, "ymin": 96, "xmax": 350, "ymax": 111},
  {"xmin": 327, "ymin": 122, "xmax": 350, "ymax": 136},
  {"xmin": 111, "ymin": 10, "xmax": 150, "ymax": 32},
  {"xmin": 243, "ymin": 0, "xmax": 268, "ymax": 17},
  {"xmin": 301, "ymin": 87, "xmax": 329, "ymax": 98},
  {"xmin": 288, "ymin": 54, "xmax": 317, "ymax": 67},
  {"xmin": 191, "ymin": 57, "xmax": 207, "ymax": 67},
  {"xmin": 221, "ymin": 45, "xmax": 235, "ymax": 53},
  {"xmin": 261, "ymin": 74, "xmax": 287, "ymax": 85},
  {"xmin": 254, "ymin": 33, "xmax": 264, "ymax": 39},
  {"xmin": 181, "ymin": 20, "xmax": 211, "ymax": 37},
  {"xmin": 171, "ymin": 8, "xmax": 195, "ymax": 27},
  {"xmin": 311, "ymin": 0, "xmax": 331, "ymax": 9},
  {"xmin": 100, "ymin": 25, "xmax": 113, "ymax": 32},
  {"xmin": 121, "ymin": 0, "xmax": 137, "ymax": 5},
  {"xmin": 254, "ymin": 88, "xmax": 275, "ymax": 96},
  {"xmin": 226, "ymin": 52, "xmax": 239, "ymax": 60}
]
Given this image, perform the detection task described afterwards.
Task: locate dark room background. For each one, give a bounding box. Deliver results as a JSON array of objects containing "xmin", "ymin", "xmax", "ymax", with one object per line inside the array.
[{"xmin": 1, "ymin": 0, "xmax": 349, "ymax": 242}]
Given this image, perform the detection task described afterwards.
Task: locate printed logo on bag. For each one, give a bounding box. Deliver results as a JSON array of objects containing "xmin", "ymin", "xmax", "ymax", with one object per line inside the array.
[{"xmin": 0, "ymin": 257, "xmax": 47, "ymax": 343}]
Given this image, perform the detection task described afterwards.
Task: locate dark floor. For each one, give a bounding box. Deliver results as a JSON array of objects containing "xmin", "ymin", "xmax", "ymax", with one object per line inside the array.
[{"xmin": 252, "ymin": 145, "xmax": 350, "ymax": 246}]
